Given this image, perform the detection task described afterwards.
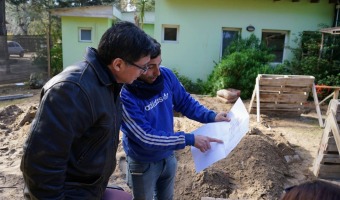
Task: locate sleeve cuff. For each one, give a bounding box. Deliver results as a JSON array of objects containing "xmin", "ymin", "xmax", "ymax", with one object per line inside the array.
[
  {"xmin": 185, "ymin": 134, "xmax": 195, "ymax": 146},
  {"xmin": 208, "ymin": 112, "xmax": 217, "ymax": 122}
]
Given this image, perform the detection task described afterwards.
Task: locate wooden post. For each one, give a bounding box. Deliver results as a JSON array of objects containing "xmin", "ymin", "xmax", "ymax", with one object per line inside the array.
[
  {"xmin": 256, "ymin": 76, "xmax": 260, "ymax": 123},
  {"xmin": 312, "ymin": 83, "xmax": 324, "ymax": 127}
]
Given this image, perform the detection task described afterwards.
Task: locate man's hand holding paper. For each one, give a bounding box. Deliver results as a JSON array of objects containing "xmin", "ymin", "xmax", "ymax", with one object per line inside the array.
[
  {"xmin": 191, "ymin": 97, "xmax": 250, "ymax": 173},
  {"xmin": 194, "ymin": 135, "xmax": 224, "ymax": 153}
]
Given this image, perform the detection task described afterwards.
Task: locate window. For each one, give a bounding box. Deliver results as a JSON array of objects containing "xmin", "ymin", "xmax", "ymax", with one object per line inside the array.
[
  {"xmin": 221, "ymin": 28, "xmax": 240, "ymax": 57},
  {"xmin": 261, "ymin": 31, "xmax": 287, "ymax": 63},
  {"xmin": 162, "ymin": 25, "xmax": 179, "ymax": 43},
  {"xmin": 79, "ymin": 28, "xmax": 92, "ymax": 42}
]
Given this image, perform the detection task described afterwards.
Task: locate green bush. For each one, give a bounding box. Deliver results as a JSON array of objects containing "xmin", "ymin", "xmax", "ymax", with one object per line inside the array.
[
  {"xmin": 172, "ymin": 69, "xmax": 207, "ymax": 94},
  {"xmin": 282, "ymin": 28, "xmax": 340, "ymax": 87},
  {"xmin": 50, "ymin": 43, "xmax": 63, "ymax": 76},
  {"xmin": 206, "ymin": 34, "xmax": 278, "ymax": 99}
]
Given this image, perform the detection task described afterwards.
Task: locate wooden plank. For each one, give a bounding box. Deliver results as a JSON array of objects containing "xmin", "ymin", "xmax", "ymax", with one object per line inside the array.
[
  {"xmin": 259, "ymin": 93, "xmax": 308, "ymax": 103},
  {"xmin": 252, "ymin": 103, "xmax": 304, "ymax": 109},
  {"xmin": 259, "ymin": 74, "xmax": 314, "ymax": 79},
  {"xmin": 258, "ymin": 75, "xmax": 314, "ymax": 84},
  {"xmin": 327, "ymin": 99, "xmax": 340, "ymax": 116},
  {"xmin": 334, "ymin": 89, "xmax": 339, "ymax": 99},
  {"xmin": 321, "ymin": 123, "xmax": 333, "ymax": 152},
  {"xmin": 256, "ymin": 77, "xmax": 260, "ymax": 123},
  {"xmin": 312, "ymin": 83, "xmax": 324, "ymax": 127},
  {"xmin": 318, "ymin": 164, "xmax": 340, "ymax": 173},
  {"xmin": 259, "ymin": 79, "xmax": 314, "ymax": 87},
  {"xmin": 314, "ymin": 125, "xmax": 333, "ymax": 176},
  {"xmin": 256, "ymin": 109, "xmax": 303, "ymax": 114},
  {"xmin": 319, "ymin": 154, "xmax": 340, "ymax": 164},
  {"xmin": 325, "ymin": 143, "xmax": 339, "ymax": 153},
  {"xmin": 315, "ymin": 85, "xmax": 340, "ymax": 90},
  {"xmin": 329, "ymin": 112, "xmax": 340, "ymax": 154},
  {"xmin": 318, "ymin": 169, "xmax": 340, "ymax": 179},
  {"xmin": 248, "ymin": 81, "xmax": 256, "ymax": 113},
  {"xmin": 256, "ymin": 111, "xmax": 303, "ymax": 116},
  {"xmin": 259, "ymin": 86, "xmax": 311, "ymax": 93},
  {"xmin": 251, "ymin": 74, "xmax": 317, "ymax": 123}
]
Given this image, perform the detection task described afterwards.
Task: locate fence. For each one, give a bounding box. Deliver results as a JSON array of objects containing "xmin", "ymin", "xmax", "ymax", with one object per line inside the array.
[{"xmin": 0, "ymin": 35, "xmax": 48, "ymax": 85}]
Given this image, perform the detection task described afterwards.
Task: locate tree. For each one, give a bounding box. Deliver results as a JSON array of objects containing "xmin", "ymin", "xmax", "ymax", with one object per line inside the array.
[
  {"xmin": 129, "ymin": 0, "xmax": 154, "ymax": 28},
  {"xmin": 0, "ymin": 0, "xmax": 10, "ymax": 73},
  {"xmin": 5, "ymin": 0, "xmax": 117, "ymax": 77}
]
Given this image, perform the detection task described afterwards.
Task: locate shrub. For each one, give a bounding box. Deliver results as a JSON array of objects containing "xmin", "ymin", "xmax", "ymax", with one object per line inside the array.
[
  {"xmin": 50, "ymin": 43, "xmax": 63, "ymax": 76},
  {"xmin": 282, "ymin": 27, "xmax": 340, "ymax": 86},
  {"xmin": 206, "ymin": 34, "xmax": 279, "ymax": 99},
  {"xmin": 172, "ymin": 69, "xmax": 206, "ymax": 94}
]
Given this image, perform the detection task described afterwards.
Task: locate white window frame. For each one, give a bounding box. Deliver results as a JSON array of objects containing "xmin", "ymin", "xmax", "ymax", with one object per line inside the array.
[
  {"xmin": 161, "ymin": 24, "xmax": 179, "ymax": 43},
  {"xmin": 79, "ymin": 28, "xmax": 92, "ymax": 42},
  {"xmin": 261, "ymin": 30, "xmax": 289, "ymax": 64},
  {"xmin": 220, "ymin": 28, "xmax": 241, "ymax": 59}
]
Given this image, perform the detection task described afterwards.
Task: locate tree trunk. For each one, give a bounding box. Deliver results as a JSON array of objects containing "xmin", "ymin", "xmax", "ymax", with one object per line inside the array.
[{"xmin": 0, "ymin": 0, "xmax": 10, "ymax": 74}]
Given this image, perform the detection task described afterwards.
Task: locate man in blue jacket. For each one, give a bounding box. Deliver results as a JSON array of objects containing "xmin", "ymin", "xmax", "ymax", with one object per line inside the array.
[
  {"xmin": 121, "ymin": 38, "xmax": 230, "ymax": 200},
  {"xmin": 20, "ymin": 21, "xmax": 154, "ymax": 200}
]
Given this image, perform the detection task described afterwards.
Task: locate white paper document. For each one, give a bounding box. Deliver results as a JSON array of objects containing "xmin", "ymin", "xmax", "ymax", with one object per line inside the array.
[{"xmin": 191, "ymin": 97, "xmax": 249, "ymax": 173}]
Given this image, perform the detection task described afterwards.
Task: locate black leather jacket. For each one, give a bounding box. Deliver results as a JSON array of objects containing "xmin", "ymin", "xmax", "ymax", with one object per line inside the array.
[{"xmin": 21, "ymin": 47, "xmax": 123, "ymax": 199}]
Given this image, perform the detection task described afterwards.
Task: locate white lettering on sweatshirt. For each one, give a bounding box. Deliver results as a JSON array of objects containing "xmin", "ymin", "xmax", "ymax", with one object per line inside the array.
[{"xmin": 145, "ymin": 93, "xmax": 169, "ymax": 111}]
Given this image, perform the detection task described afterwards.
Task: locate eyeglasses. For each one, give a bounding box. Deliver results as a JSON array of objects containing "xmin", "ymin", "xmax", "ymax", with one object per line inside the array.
[
  {"xmin": 125, "ymin": 60, "xmax": 150, "ymax": 73},
  {"xmin": 284, "ymin": 185, "xmax": 296, "ymax": 193}
]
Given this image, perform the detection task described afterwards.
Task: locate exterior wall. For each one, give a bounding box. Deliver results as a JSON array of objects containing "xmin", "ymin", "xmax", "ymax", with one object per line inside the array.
[
  {"xmin": 143, "ymin": 24, "xmax": 154, "ymax": 37},
  {"xmin": 61, "ymin": 16, "xmax": 112, "ymax": 68},
  {"xmin": 154, "ymin": 0, "xmax": 335, "ymax": 81}
]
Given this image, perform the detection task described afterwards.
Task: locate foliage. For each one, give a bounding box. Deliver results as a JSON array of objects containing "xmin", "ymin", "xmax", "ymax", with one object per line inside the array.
[
  {"xmin": 121, "ymin": 0, "xmax": 154, "ymax": 12},
  {"xmin": 172, "ymin": 69, "xmax": 206, "ymax": 94},
  {"xmin": 53, "ymin": 0, "xmax": 116, "ymax": 7},
  {"xmin": 31, "ymin": 47, "xmax": 48, "ymax": 71},
  {"xmin": 280, "ymin": 26, "xmax": 340, "ymax": 87},
  {"xmin": 128, "ymin": 0, "xmax": 155, "ymax": 28},
  {"xmin": 30, "ymin": 42, "xmax": 62, "ymax": 76},
  {"xmin": 206, "ymin": 34, "xmax": 279, "ymax": 99},
  {"xmin": 50, "ymin": 43, "xmax": 63, "ymax": 76}
]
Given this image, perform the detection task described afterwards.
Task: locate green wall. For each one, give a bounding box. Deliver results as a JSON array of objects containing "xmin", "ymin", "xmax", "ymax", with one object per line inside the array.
[
  {"xmin": 143, "ymin": 24, "xmax": 154, "ymax": 38},
  {"xmin": 154, "ymin": 0, "xmax": 335, "ymax": 81},
  {"xmin": 61, "ymin": 16, "xmax": 112, "ymax": 68}
]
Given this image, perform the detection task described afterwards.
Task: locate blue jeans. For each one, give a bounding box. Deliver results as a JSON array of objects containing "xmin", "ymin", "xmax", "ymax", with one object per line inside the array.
[{"xmin": 126, "ymin": 154, "xmax": 177, "ymax": 200}]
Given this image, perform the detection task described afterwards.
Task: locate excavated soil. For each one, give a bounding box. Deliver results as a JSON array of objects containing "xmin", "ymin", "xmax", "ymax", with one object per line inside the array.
[{"xmin": 0, "ymin": 85, "xmax": 328, "ymax": 200}]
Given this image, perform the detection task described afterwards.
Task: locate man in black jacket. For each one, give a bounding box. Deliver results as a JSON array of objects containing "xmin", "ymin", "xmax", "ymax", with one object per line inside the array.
[{"xmin": 20, "ymin": 21, "xmax": 154, "ymax": 200}]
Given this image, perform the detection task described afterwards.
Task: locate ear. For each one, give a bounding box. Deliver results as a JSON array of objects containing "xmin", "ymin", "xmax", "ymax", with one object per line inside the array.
[{"xmin": 109, "ymin": 58, "xmax": 124, "ymax": 72}]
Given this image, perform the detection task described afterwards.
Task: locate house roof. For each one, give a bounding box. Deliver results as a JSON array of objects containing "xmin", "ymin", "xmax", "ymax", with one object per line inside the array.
[
  {"xmin": 51, "ymin": 5, "xmax": 155, "ymax": 24},
  {"xmin": 51, "ymin": 5, "xmax": 114, "ymax": 18},
  {"xmin": 274, "ymin": 0, "xmax": 338, "ymax": 3},
  {"xmin": 320, "ymin": 27, "xmax": 340, "ymax": 35}
]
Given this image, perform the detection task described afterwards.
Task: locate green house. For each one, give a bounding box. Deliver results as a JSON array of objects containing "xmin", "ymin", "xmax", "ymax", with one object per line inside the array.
[
  {"xmin": 51, "ymin": 5, "xmax": 155, "ymax": 69},
  {"xmin": 52, "ymin": 1, "xmax": 338, "ymax": 80}
]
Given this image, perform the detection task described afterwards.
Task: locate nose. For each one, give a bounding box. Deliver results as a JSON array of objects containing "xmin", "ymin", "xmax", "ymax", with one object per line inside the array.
[{"xmin": 154, "ymin": 65, "xmax": 161, "ymax": 76}]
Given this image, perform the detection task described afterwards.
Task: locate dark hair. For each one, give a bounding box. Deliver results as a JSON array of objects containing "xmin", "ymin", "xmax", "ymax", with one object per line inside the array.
[
  {"xmin": 97, "ymin": 21, "xmax": 154, "ymax": 65},
  {"xmin": 281, "ymin": 179, "xmax": 340, "ymax": 200},
  {"xmin": 149, "ymin": 37, "xmax": 161, "ymax": 59}
]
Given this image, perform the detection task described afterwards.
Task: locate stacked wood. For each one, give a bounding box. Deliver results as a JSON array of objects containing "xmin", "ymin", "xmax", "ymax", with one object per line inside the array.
[
  {"xmin": 248, "ymin": 74, "xmax": 315, "ymax": 115},
  {"xmin": 313, "ymin": 99, "xmax": 340, "ymax": 179},
  {"xmin": 216, "ymin": 88, "xmax": 240, "ymax": 103}
]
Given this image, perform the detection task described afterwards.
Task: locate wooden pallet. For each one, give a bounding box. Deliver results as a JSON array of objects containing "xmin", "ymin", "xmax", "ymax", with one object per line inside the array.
[
  {"xmin": 313, "ymin": 100, "xmax": 340, "ymax": 179},
  {"xmin": 327, "ymin": 99, "xmax": 340, "ymax": 123},
  {"xmin": 248, "ymin": 74, "xmax": 322, "ymax": 125}
]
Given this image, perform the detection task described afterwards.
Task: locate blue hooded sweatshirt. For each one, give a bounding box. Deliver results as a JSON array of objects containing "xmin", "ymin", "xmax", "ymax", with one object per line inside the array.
[{"xmin": 120, "ymin": 67, "xmax": 216, "ymax": 162}]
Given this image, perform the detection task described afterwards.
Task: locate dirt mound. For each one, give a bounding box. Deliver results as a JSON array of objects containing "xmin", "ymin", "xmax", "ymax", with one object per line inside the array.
[
  {"xmin": 173, "ymin": 115, "xmax": 291, "ymax": 200},
  {"xmin": 0, "ymin": 91, "xmax": 323, "ymax": 200},
  {"xmin": 0, "ymin": 105, "xmax": 23, "ymax": 126}
]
